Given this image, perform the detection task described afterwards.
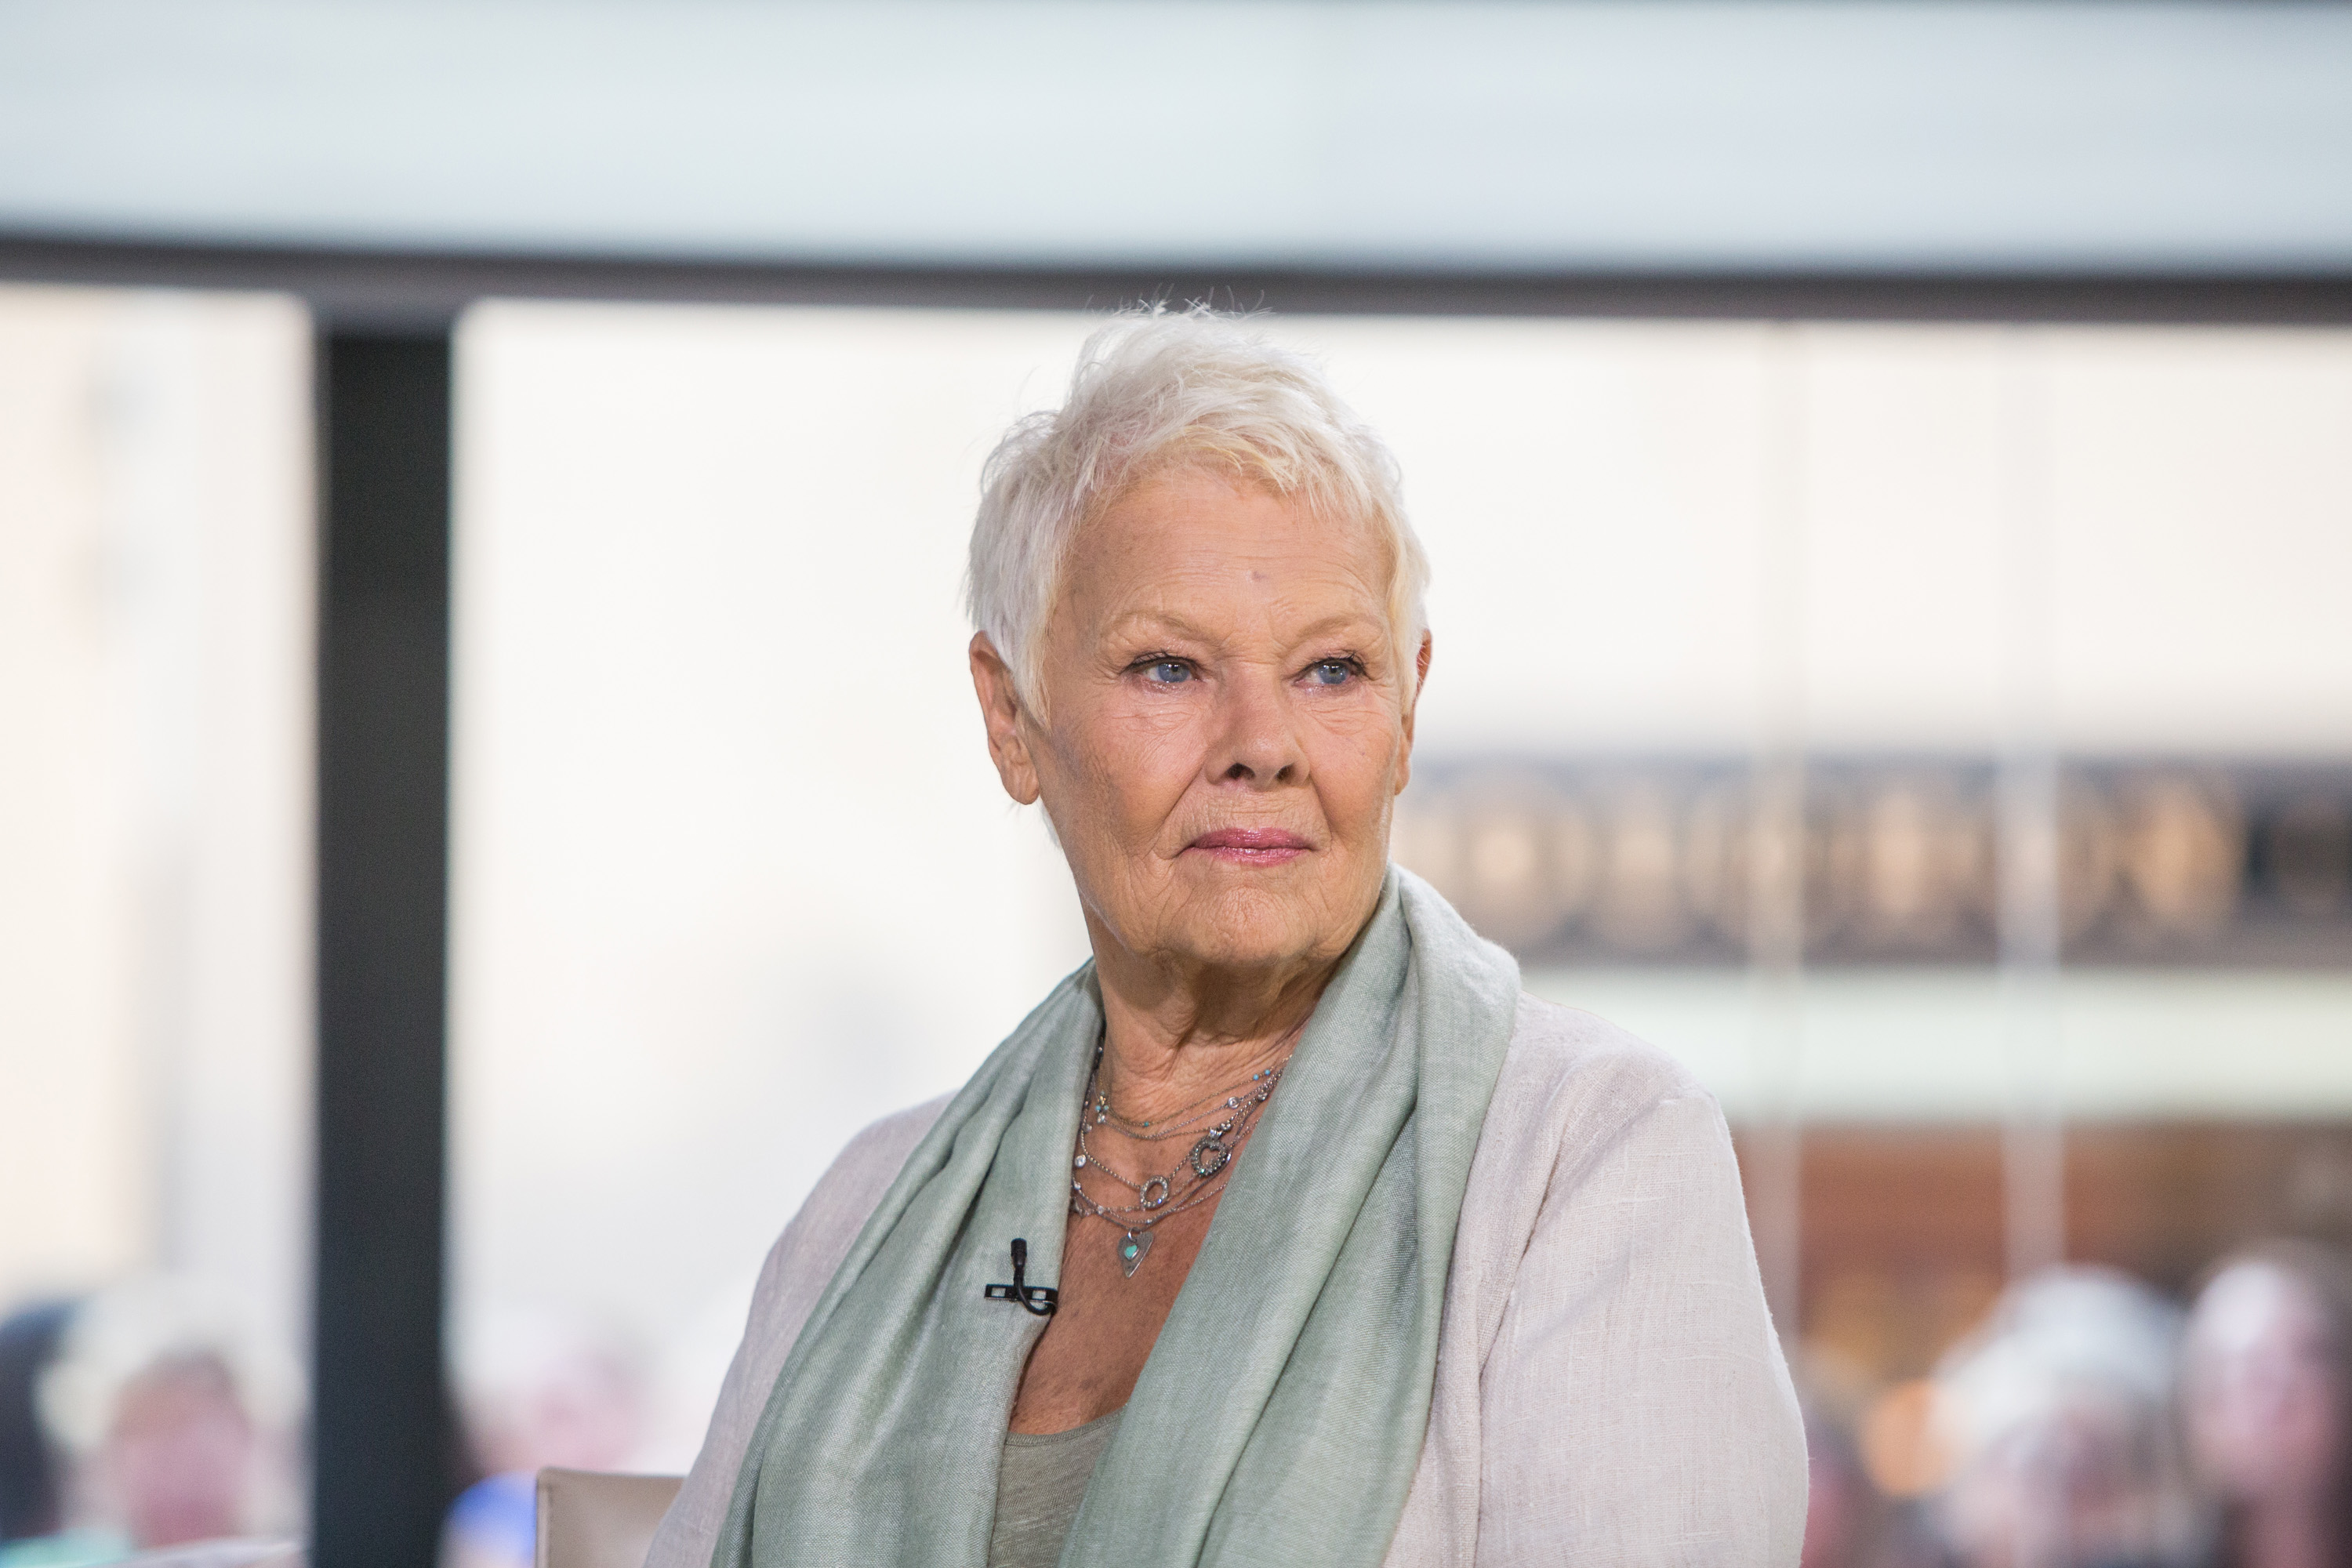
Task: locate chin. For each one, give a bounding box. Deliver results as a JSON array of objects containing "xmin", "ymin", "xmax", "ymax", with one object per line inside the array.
[{"xmin": 1170, "ymin": 884, "xmax": 1340, "ymax": 970}]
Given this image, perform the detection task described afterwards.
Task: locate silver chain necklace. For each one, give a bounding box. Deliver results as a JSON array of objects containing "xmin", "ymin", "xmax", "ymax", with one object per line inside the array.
[{"xmin": 1069, "ymin": 1039, "xmax": 1294, "ymax": 1277}]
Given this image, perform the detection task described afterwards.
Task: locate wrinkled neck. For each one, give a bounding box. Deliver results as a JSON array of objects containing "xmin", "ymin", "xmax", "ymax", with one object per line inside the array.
[{"xmin": 1091, "ymin": 955, "xmax": 1330, "ymax": 1126}]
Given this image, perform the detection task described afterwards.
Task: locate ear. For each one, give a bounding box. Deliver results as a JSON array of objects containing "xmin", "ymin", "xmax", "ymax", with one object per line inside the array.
[
  {"xmin": 970, "ymin": 633, "xmax": 1042, "ymax": 805},
  {"xmin": 1396, "ymin": 631, "xmax": 1433, "ymax": 796}
]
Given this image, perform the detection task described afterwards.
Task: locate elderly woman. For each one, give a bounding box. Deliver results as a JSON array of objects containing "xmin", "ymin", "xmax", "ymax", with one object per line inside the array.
[{"xmin": 646, "ymin": 310, "xmax": 1804, "ymax": 1568}]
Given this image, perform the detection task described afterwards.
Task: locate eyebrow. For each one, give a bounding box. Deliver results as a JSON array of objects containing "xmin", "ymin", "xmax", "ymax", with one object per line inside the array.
[
  {"xmin": 1282, "ymin": 612, "xmax": 1390, "ymax": 646},
  {"xmin": 1101, "ymin": 610, "xmax": 1222, "ymax": 646}
]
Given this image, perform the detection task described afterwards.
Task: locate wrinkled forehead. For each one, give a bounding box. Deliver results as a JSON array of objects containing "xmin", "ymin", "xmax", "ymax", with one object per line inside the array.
[{"xmin": 1065, "ymin": 463, "xmax": 1397, "ymax": 618}]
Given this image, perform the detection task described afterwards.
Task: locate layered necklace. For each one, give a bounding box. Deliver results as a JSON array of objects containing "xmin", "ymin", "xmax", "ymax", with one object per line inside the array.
[{"xmin": 1069, "ymin": 1025, "xmax": 1301, "ymax": 1278}]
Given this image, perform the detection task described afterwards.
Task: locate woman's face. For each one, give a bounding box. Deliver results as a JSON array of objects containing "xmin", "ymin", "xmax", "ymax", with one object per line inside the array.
[
  {"xmin": 976, "ymin": 464, "xmax": 1425, "ymax": 981},
  {"xmin": 2184, "ymin": 1262, "xmax": 2345, "ymax": 1504},
  {"xmin": 103, "ymin": 1358, "xmax": 255, "ymax": 1548}
]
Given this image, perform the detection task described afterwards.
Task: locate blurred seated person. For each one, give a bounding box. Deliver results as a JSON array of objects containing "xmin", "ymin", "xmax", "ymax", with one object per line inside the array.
[
  {"xmin": 441, "ymin": 1307, "xmax": 648, "ymax": 1568},
  {"xmin": 2182, "ymin": 1240, "xmax": 2352, "ymax": 1568},
  {"xmin": 1801, "ymin": 1388, "xmax": 1877, "ymax": 1568},
  {"xmin": 644, "ymin": 307, "xmax": 1805, "ymax": 1568},
  {"xmin": 12, "ymin": 1279, "xmax": 301, "ymax": 1566},
  {"xmin": 1930, "ymin": 1267, "xmax": 2203, "ymax": 1568},
  {"xmin": 0, "ymin": 1301, "xmax": 78, "ymax": 1551},
  {"xmin": 1796, "ymin": 1357, "xmax": 1943, "ymax": 1568}
]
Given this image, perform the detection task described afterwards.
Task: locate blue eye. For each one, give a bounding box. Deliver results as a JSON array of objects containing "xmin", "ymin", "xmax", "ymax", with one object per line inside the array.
[
  {"xmin": 1143, "ymin": 659, "xmax": 1191, "ymax": 684},
  {"xmin": 1308, "ymin": 660, "xmax": 1355, "ymax": 686}
]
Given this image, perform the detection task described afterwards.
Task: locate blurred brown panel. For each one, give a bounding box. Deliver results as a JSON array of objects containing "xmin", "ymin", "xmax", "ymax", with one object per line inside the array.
[
  {"xmin": 2065, "ymin": 1123, "xmax": 2352, "ymax": 1293},
  {"xmin": 1742, "ymin": 1127, "xmax": 2005, "ymax": 1381},
  {"xmin": 1734, "ymin": 1121, "xmax": 2352, "ymax": 1384}
]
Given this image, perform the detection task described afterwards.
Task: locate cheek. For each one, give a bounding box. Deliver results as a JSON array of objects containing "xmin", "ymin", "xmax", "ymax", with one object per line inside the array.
[
  {"xmin": 1052, "ymin": 704, "xmax": 1201, "ymax": 842},
  {"xmin": 1305, "ymin": 706, "xmax": 1406, "ymax": 825}
]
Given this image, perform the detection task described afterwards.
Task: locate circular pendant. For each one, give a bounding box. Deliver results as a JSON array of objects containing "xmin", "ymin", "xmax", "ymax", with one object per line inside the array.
[
  {"xmin": 1189, "ymin": 1134, "xmax": 1231, "ymax": 1179},
  {"xmin": 1138, "ymin": 1174, "xmax": 1172, "ymax": 1209}
]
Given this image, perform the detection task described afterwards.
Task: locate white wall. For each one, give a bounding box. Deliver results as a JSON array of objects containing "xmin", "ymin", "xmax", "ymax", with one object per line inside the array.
[
  {"xmin": 0, "ymin": 285, "xmax": 313, "ymax": 1359},
  {"xmin": 449, "ymin": 304, "xmax": 1103, "ymax": 1460},
  {"xmin": 1283, "ymin": 317, "xmax": 2352, "ymax": 757}
]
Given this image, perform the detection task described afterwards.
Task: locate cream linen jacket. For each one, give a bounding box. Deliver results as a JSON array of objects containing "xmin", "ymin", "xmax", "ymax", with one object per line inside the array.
[{"xmin": 645, "ymin": 996, "xmax": 1808, "ymax": 1568}]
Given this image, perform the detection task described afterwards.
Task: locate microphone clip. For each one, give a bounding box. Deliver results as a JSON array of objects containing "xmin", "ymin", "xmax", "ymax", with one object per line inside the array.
[{"xmin": 983, "ymin": 1238, "xmax": 1058, "ymax": 1317}]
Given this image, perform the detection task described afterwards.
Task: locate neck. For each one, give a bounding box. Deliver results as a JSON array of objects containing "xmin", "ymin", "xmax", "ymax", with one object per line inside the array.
[{"xmin": 1085, "ymin": 920, "xmax": 1338, "ymax": 1124}]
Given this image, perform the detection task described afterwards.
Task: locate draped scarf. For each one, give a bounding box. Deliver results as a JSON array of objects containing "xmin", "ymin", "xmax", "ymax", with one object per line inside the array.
[{"xmin": 709, "ymin": 867, "xmax": 1519, "ymax": 1568}]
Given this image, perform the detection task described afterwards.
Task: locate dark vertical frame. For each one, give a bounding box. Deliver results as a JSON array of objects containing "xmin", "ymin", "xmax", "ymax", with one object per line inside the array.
[{"xmin": 312, "ymin": 329, "xmax": 456, "ymax": 1568}]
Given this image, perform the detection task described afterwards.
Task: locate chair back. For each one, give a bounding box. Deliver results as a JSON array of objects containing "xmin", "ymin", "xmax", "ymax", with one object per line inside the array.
[{"xmin": 534, "ymin": 1468, "xmax": 684, "ymax": 1568}]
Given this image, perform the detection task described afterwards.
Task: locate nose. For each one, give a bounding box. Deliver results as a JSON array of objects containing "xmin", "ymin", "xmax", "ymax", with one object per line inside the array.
[{"xmin": 1206, "ymin": 666, "xmax": 1306, "ymax": 788}]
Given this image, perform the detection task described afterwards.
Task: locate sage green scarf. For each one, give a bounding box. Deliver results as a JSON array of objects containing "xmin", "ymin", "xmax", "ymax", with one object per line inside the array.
[{"xmin": 710, "ymin": 867, "xmax": 1519, "ymax": 1568}]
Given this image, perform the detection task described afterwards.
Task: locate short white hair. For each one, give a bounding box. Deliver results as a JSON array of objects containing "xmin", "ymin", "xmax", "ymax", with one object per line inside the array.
[{"xmin": 966, "ymin": 305, "xmax": 1429, "ymax": 711}]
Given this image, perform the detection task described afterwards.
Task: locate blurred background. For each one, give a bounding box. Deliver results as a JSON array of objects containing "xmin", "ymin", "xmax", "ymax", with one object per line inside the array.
[{"xmin": 2, "ymin": 4, "xmax": 2350, "ymax": 1567}]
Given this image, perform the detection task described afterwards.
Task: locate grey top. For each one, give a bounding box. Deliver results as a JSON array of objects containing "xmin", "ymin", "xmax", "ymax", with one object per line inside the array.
[{"xmin": 988, "ymin": 1407, "xmax": 1125, "ymax": 1568}]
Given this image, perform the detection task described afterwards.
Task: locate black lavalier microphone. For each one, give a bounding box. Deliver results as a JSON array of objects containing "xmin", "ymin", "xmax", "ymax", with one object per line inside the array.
[{"xmin": 983, "ymin": 1238, "xmax": 1059, "ymax": 1316}]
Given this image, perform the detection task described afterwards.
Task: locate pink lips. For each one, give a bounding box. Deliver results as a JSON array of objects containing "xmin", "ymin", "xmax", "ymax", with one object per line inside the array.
[{"xmin": 1187, "ymin": 827, "xmax": 1312, "ymax": 866}]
